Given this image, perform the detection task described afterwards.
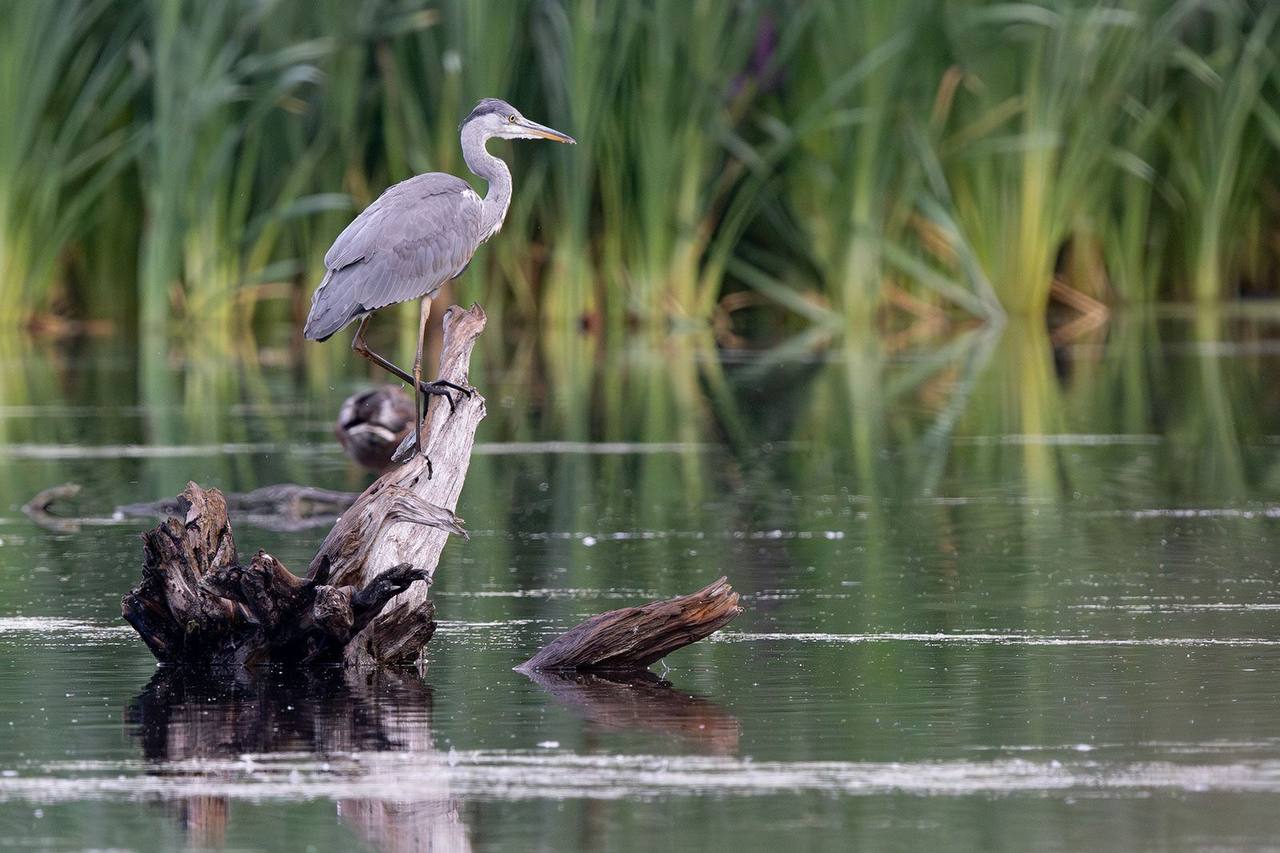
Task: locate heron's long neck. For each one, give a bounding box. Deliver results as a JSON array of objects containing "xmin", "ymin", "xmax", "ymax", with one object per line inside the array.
[{"xmin": 461, "ymin": 125, "xmax": 511, "ymax": 241}]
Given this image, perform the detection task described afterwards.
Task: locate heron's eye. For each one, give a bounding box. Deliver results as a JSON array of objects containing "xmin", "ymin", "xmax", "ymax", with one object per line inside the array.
[{"xmin": 507, "ymin": 114, "xmax": 518, "ymax": 124}]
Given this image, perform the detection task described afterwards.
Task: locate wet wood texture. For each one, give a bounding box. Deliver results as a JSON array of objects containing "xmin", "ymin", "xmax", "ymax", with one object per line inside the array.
[
  {"xmin": 121, "ymin": 303, "xmax": 741, "ymax": 671},
  {"xmin": 119, "ymin": 481, "xmax": 441, "ymax": 666},
  {"xmin": 309, "ymin": 303, "xmax": 487, "ymax": 666},
  {"xmin": 121, "ymin": 304, "xmax": 487, "ymax": 668},
  {"xmin": 517, "ymin": 578, "xmax": 742, "ymax": 674}
]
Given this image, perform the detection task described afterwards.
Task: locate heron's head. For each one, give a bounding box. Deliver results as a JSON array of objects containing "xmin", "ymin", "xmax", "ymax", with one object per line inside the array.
[{"xmin": 461, "ymin": 98, "xmax": 576, "ymax": 145}]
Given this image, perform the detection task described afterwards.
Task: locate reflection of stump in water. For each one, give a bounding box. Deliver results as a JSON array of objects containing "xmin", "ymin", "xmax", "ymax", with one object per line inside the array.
[
  {"xmin": 527, "ymin": 670, "xmax": 740, "ymax": 755},
  {"xmin": 127, "ymin": 668, "xmax": 470, "ymax": 853}
]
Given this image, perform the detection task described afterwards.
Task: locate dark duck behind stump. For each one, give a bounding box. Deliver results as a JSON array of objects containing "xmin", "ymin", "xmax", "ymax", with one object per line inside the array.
[{"xmin": 336, "ymin": 385, "xmax": 415, "ymax": 472}]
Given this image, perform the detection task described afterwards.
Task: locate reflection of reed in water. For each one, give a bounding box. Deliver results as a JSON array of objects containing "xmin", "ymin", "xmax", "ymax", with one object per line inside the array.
[
  {"xmin": 127, "ymin": 667, "xmax": 471, "ymax": 853},
  {"xmin": 525, "ymin": 670, "xmax": 740, "ymax": 755}
]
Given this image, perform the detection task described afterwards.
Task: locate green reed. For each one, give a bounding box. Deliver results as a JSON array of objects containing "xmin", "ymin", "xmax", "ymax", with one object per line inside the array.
[
  {"xmin": 925, "ymin": 2, "xmax": 1186, "ymax": 317},
  {"xmin": 597, "ymin": 0, "xmax": 761, "ymax": 325},
  {"xmin": 1163, "ymin": 2, "xmax": 1279, "ymax": 303},
  {"xmin": 770, "ymin": 0, "xmax": 945, "ymax": 328},
  {"xmin": 1, "ymin": 0, "xmax": 1279, "ymax": 341},
  {"xmin": 0, "ymin": 0, "xmax": 140, "ymax": 323},
  {"xmin": 137, "ymin": 0, "xmax": 343, "ymax": 344},
  {"xmin": 531, "ymin": 0, "xmax": 634, "ymax": 328}
]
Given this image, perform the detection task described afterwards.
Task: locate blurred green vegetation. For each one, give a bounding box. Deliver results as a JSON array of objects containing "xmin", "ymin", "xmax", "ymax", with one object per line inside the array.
[{"xmin": 2, "ymin": 0, "xmax": 1279, "ymax": 348}]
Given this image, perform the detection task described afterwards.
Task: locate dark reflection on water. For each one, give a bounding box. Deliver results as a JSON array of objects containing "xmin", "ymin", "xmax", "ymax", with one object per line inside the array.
[
  {"xmin": 129, "ymin": 667, "xmax": 434, "ymax": 761},
  {"xmin": 522, "ymin": 670, "xmax": 740, "ymax": 754},
  {"xmin": 129, "ymin": 667, "xmax": 469, "ymax": 853}
]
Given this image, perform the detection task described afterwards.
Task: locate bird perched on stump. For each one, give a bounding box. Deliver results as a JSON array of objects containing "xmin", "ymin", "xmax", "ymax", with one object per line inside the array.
[{"xmin": 304, "ymin": 98, "xmax": 575, "ymax": 476}]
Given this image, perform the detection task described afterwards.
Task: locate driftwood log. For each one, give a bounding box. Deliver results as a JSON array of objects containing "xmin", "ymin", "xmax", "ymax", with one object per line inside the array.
[
  {"xmin": 516, "ymin": 578, "xmax": 741, "ymax": 673},
  {"xmin": 120, "ymin": 302, "xmax": 742, "ymax": 672}
]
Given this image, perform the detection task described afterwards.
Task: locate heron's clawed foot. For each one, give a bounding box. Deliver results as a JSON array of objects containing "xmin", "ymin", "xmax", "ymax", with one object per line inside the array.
[
  {"xmin": 390, "ymin": 434, "xmax": 434, "ymax": 476},
  {"xmin": 417, "ymin": 379, "xmax": 473, "ymax": 414}
]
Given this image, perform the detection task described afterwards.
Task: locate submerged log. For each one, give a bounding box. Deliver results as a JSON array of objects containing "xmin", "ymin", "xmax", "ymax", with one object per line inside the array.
[
  {"xmin": 119, "ymin": 483, "xmax": 361, "ymax": 529},
  {"xmin": 517, "ymin": 577, "xmax": 742, "ymax": 674},
  {"xmin": 121, "ymin": 304, "xmax": 487, "ymax": 668},
  {"xmin": 26, "ymin": 389, "xmax": 415, "ymax": 533},
  {"xmin": 25, "ymin": 481, "xmax": 360, "ymax": 532}
]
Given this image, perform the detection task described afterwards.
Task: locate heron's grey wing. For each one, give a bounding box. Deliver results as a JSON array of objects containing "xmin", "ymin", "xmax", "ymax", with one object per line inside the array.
[
  {"xmin": 305, "ymin": 174, "xmax": 483, "ymax": 341},
  {"xmin": 323, "ymin": 202, "xmax": 392, "ymax": 272}
]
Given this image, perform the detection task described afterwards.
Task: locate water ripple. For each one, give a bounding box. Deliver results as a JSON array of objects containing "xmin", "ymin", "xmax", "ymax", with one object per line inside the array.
[
  {"xmin": 717, "ymin": 631, "xmax": 1280, "ymax": 648},
  {"xmin": 2, "ymin": 751, "xmax": 1278, "ymax": 803}
]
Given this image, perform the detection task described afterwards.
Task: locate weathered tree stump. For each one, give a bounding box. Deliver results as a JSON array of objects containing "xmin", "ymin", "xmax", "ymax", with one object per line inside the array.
[
  {"xmin": 119, "ymin": 481, "xmax": 440, "ymax": 666},
  {"xmin": 120, "ymin": 302, "xmax": 743, "ymax": 672},
  {"xmin": 516, "ymin": 577, "xmax": 742, "ymax": 674},
  {"xmin": 121, "ymin": 304, "xmax": 487, "ymax": 668},
  {"xmin": 309, "ymin": 304, "xmax": 487, "ymax": 666}
]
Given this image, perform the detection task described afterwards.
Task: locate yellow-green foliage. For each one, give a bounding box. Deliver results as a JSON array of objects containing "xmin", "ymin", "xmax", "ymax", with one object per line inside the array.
[{"xmin": 0, "ymin": 0, "xmax": 1277, "ymax": 342}]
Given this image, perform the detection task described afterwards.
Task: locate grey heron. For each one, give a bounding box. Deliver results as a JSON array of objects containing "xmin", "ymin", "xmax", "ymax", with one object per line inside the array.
[{"xmin": 304, "ymin": 98, "xmax": 575, "ymax": 475}]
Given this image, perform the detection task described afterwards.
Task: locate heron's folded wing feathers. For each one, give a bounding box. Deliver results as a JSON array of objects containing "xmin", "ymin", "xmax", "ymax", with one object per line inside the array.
[{"xmin": 307, "ymin": 174, "xmax": 484, "ymax": 338}]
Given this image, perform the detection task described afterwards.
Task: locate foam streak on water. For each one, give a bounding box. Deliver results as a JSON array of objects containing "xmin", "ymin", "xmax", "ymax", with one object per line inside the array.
[
  {"xmin": 1, "ymin": 752, "xmax": 1278, "ymax": 803},
  {"xmin": 0, "ymin": 618, "xmax": 133, "ymax": 643},
  {"xmin": 717, "ymin": 631, "xmax": 1280, "ymax": 648}
]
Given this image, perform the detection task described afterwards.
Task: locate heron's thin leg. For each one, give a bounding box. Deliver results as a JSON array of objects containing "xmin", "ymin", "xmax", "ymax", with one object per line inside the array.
[
  {"xmin": 426, "ymin": 378, "xmax": 471, "ymax": 396},
  {"xmin": 350, "ymin": 314, "xmax": 457, "ymax": 414},
  {"xmin": 411, "ymin": 298, "xmax": 431, "ymax": 468}
]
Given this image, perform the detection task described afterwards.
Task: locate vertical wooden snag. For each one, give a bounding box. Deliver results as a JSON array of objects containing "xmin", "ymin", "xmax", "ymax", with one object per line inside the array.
[{"xmin": 121, "ymin": 305, "xmax": 487, "ymax": 667}]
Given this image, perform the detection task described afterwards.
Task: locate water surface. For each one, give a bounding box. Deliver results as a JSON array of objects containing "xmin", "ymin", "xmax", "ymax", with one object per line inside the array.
[{"xmin": 0, "ymin": 314, "xmax": 1278, "ymax": 850}]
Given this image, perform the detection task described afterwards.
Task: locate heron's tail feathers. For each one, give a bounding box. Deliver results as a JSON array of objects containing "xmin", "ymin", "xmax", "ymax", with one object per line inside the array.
[{"xmin": 303, "ymin": 271, "xmax": 357, "ymax": 342}]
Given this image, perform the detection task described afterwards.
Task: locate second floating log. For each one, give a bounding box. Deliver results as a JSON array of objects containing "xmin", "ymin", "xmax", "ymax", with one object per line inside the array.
[{"xmin": 517, "ymin": 577, "xmax": 742, "ymax": 674}]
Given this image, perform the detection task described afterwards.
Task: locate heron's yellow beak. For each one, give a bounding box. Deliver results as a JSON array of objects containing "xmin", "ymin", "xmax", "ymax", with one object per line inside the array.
[{"xmin": 519, "ymin": 118, "xmax": 576, "ymax": 144}]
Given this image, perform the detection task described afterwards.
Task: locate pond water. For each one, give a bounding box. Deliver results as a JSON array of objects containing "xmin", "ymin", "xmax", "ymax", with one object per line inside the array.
[{"xmin": 0, "ymin": 311, "xmax": 1278, "ymax": 851}]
